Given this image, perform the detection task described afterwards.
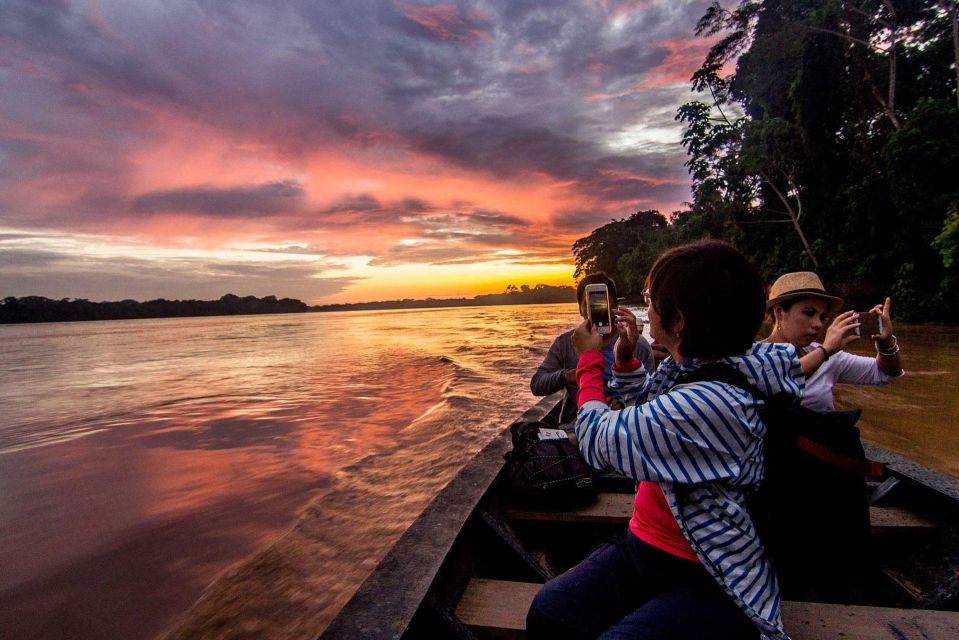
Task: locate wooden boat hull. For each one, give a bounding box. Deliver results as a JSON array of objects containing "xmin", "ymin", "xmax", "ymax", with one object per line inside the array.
[{"xmin": 322, "ymin": 394, "xmax": 959, "ymax": 639}]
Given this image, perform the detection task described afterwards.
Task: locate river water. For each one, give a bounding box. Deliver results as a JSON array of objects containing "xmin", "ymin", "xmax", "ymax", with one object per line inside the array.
[{"xmin": 0, "ymin": 305, "xmax": 956, "ymax": 639}]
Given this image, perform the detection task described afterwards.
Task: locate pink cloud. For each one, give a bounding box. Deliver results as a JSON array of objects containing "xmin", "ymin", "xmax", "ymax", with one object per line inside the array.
[
  {"xmin": 397, "ymin": 2, "xmax": 492, "ymax": 44},
  {"xmin": 639, "ymin": 37, "xmax": 714, "ymax": 89}
]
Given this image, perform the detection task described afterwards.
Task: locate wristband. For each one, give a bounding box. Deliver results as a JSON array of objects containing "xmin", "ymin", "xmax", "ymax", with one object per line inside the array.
[
  {"xmin": 816, "ymin": 345, "xmax": 831, "ymax": 361},
  {"xmin": 875, "ymin": 334, "xmax": 898, "ymax": 350},
  {"xmin": 877, "ymin": 343, "xmax": 900, "ymax": 356}
]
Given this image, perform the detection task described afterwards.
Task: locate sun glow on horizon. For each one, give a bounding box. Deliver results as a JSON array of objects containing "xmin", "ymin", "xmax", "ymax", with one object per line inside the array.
[{"xmin": 318, "ymin": 259, "xmax": 576, "ymax": 304}]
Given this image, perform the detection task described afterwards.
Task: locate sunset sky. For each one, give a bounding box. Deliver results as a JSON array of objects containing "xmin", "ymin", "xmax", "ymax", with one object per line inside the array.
[{"xmin": 1, "ymin": 0, "xmax": 713, "ymax": 303}]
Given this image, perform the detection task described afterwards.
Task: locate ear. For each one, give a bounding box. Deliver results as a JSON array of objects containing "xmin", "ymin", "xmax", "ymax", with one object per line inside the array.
[{"xmin": 671, "ymin": 309, "xmax": 686, "ymax": 336}]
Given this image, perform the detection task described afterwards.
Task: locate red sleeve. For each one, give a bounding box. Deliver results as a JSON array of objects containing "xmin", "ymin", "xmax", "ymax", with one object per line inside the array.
[{"xmin": 576, "ymin": 350, "xmax": 607, "ymax": 406}]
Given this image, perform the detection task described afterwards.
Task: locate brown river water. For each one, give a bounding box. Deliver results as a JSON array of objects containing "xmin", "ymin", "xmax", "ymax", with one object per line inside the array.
[{"xmin": 0, "ymin": 305, "xmax": 955, "ymax": 639}]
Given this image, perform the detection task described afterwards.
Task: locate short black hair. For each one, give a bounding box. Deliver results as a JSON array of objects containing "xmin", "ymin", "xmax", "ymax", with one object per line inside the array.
[
  {"xmin": 576, "ymin": 272, "xmax": 618, "ymax": 305},
  {"xmin": 646, "ymin": 240, "xmax": 765, "ymax": 359}
]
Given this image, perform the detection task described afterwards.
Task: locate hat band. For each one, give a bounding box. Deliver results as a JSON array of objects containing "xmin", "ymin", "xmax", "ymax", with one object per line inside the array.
[{"xmin": 771, "ymin": 286, "xmax": 830, "ymax": 299}]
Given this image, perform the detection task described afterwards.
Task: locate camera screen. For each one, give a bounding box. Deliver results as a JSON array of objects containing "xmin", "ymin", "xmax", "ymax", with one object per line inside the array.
[
  {"xmin": 588, "ymin": 290, "xmax": 610, "ymax": 328},
  {"xmin": 857, "ymin": 312, "xmax": 881, "ymax": 337}
]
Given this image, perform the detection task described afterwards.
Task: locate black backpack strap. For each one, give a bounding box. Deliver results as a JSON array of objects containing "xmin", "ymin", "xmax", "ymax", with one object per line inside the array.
[{"xmin": 680, "ymin": 363, "xmax": 885, "ymax": 479}]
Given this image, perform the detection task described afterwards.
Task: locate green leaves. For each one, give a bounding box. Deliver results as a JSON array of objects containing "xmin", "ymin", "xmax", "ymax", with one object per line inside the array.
[{"xmin": 569, "ymin": 0, "xmax": 959, "ymax": 319}]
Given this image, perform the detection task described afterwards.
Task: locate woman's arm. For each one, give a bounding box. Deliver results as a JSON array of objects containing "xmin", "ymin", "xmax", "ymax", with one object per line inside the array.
[
  {"xmin": 800, "ymin": 310, "xmax": 861, "ymax": 377},
  {"xmin": 833, "ymin": 298, "xmax": 903, "ymax": 382},
  {"xmin": 871, "ymin": 298, "xmax": 903, "ymax": 376},
  {"xmin": 635, "ymin": 336, "xmax": 656, "ymax": 375},
  {"xmin": 575, "ymin": 350, "xmax": 748, "ymax": 483}
]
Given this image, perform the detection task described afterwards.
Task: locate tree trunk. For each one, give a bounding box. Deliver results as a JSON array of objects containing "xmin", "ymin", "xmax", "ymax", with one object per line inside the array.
[
  {"xmin": 881, "ymin": 0, "xmax": 899, "ymax": 127},
  {"xmin": 947, "ymin": 0, "xmax": 959, "ymax": 110}
]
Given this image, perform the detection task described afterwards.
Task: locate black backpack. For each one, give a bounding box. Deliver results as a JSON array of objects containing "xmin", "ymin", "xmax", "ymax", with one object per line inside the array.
[
  {"xmin": 503, "ymin": 420, "xmax": 598, "ymax": 509},
  {"xmin": 678, "ymin": 363, "xmax": 884, "ymax": 602}
]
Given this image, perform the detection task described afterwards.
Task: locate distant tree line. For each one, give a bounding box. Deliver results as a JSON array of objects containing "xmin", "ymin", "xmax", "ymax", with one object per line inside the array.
[
  {"xmin": 310, "ymin": 284, "xmax": 576, "ymax": 312},
  {"xmin": 0, "ymin": 294, "xmax": 308, "ymax": 324},
  {"xmin": 1, "ymin": 285, "xmax": 577, "ymax": 324},
  {"xmin": 575, "ymin": 0, "xmax": 959, "ymax": 321}
]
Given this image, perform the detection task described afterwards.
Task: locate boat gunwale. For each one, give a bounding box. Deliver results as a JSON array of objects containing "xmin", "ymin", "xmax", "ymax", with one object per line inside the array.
[{"xmin": 864, "ymin": 443, "xmax": 959, "ymax": 503}]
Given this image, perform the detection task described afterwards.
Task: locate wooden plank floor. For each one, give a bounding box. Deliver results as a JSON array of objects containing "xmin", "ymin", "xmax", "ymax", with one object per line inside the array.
[
  {"xmin": 456, "ymin": 578, "xmax": 959, "ymax": 640},
  {"xmin": 506, "ymin": 493, "xmax": 935, "ymax": 532}
]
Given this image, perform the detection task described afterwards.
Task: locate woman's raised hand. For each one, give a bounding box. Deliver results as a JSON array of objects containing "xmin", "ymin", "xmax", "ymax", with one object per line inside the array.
[
  {"xmin": 613, "ymin": 307, "xmax": 641, "ymax": 366},
  {"xmin": 870, "ymin": 297, "xmax": 895, "ymax": 342},
  {"xmin": 822, "ymin": 310, "xmax": 861, "ymax": 355},
  {"xmin": 571, "ymin": 320, "xmax": 604, "ymax": 355}
]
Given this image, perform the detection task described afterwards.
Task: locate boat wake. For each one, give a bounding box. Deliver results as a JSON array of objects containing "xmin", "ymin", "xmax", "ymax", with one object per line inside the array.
[{"xmin": 160, "ymin": 350, "xmax": 540, "ymax": 640}]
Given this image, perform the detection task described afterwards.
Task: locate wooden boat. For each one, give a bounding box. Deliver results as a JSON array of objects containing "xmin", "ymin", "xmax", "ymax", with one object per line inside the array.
[{"xmin": 322, "ymin": 393, "xmax": 959, "ymax": 639}]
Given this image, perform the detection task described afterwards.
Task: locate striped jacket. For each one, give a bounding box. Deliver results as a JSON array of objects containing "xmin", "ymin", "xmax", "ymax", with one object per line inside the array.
[{"xmin": 575, "ymin": 342, "xmax": 805, "ymax": 640}]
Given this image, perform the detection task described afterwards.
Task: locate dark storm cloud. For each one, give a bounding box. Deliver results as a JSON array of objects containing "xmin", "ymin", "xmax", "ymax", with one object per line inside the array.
[
  {"xmin": 308, "ymin": 195, "xmax": 530, "ymax": 234},
  {"xmin": 0, "ymin": 0, "xmax": 709, "ymax": 181},
  {"xmin": 132, "ymin": 181, "xmax": 305, "ymax": 217}
]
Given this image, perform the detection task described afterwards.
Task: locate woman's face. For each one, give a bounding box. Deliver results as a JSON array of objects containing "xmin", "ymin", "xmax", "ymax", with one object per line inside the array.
[
  {"xmin": 647, "ymin": 298, "xmax": 680, "ymax": 356},
  {"xmin": 776, "ymin": 296, "xmax": 829, "ymax": 347}
]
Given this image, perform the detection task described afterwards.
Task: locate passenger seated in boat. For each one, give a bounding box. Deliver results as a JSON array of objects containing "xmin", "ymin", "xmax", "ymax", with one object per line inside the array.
[
  {"xmin": 527, "ymin": 240, "xmax": 803, "ymax": 640},
  {"xmin": 530, "ymin": 272, "xmax": 655, "ymax": 426},
  {"xmin": 764, "ymin": 272, "xmax": 903, "ymax": 411}
]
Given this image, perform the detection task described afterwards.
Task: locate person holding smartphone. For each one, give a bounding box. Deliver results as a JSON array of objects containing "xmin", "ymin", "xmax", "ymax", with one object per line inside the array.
[
  {"xmin": 764, "ymin": 272, "xmax": 903, "ymax": 411},
  {"xmin": 527, "ymin": 240, "xmax": 805, "ymax": 640},
  {"xmin": 530, "ymin": 272, "xmax": 655, "ymax": 426}
]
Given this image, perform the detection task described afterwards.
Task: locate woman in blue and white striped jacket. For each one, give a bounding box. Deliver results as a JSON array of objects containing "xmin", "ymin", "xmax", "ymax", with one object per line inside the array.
[{"xmin": 527, "ymin": 241, "xmax": 804, "ymax": 640}]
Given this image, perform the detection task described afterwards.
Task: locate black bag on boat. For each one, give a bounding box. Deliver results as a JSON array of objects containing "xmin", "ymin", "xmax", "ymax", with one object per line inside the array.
[
  {"xmin": 678, "ymin": 363, "xmax": 883, "ymax": 602},
  {"xmin": 503, "ymin": 420, "xmax": 598, "ymax": 509}
]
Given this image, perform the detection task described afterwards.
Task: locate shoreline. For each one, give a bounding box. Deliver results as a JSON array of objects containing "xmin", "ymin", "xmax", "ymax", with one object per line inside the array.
[{"xmin": 0, "ymin": 297, "xmax": 577, "ymax": 325}]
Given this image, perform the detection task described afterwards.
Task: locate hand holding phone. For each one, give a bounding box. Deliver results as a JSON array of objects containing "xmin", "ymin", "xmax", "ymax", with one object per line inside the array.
[
  {"xmin": 855, "ymin": 311, "xmax": 883, "ymax": 339},
  {"xmin": 584, "ymin": 283, "xmax": 612, "ymax": 335}
]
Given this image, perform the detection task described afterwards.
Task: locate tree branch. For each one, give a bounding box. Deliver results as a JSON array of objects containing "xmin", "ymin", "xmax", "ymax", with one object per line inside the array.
[
  {"xmin": 758, "ymin": 169, "xmax": 819, "ymax": 268},
  {"xmin": 806, "ymin": 25, "xmax": 878, "ymax": 49}
]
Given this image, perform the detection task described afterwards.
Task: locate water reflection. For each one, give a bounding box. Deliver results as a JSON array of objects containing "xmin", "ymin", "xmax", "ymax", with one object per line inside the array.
[
  {"xmin": 834, "ymin": 323, "xmax": 959, "ymax": 478},
  {"xmin": 0, "ymin": 306, "xmax": 582, "ymax": 640},
  {"xmin": 1, "ymin": 309, "xmax": 956, "ymax": 639}
]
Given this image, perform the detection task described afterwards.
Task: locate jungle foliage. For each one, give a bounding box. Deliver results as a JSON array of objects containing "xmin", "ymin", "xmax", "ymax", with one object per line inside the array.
[{"xmin": 573, "ymin": 0, "xmax": 959, "ymax": 319}]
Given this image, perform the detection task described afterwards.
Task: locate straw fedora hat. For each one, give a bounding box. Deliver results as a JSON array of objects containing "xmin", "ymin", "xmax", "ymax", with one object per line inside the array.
[{"xmin": 766, "ymin": 272, "xmax": 844, "ymax": 314}]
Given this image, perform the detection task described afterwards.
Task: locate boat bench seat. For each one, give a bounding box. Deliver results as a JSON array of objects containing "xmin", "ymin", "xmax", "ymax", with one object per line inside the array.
[
  {"xmin": 505, "ymin": 493, "xmax": 935, "ymax": 533},
  {"xmin": 455, "ymin": 578, "xmax": 959, "ymax": 640}
]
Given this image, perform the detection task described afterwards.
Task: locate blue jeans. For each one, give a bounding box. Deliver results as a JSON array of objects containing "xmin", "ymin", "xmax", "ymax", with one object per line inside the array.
[{"xmin": 526, "ymin": 532, "xmax": 760, "ymax": 640}]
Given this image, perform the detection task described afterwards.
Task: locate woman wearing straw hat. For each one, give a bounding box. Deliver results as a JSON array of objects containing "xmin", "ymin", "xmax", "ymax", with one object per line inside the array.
[{"xmin": 764, "ymin": 272, "xmax": 903, "ymax": 411}]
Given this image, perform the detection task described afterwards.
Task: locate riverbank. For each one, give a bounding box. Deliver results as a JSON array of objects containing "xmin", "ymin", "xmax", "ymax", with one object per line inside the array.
[{"xmin": 0, "ymin": 286, "xmax": 576, "ymax": 324}]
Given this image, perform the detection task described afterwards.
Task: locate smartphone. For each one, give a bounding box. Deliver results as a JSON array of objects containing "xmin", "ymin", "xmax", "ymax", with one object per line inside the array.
[
  {"xmin": 584, "ymin": 283, "xmax": 612, "ymax": 335},
  {"xmin": 855, "ymin": 311, "xmax": 883, "ymax": 338}
]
